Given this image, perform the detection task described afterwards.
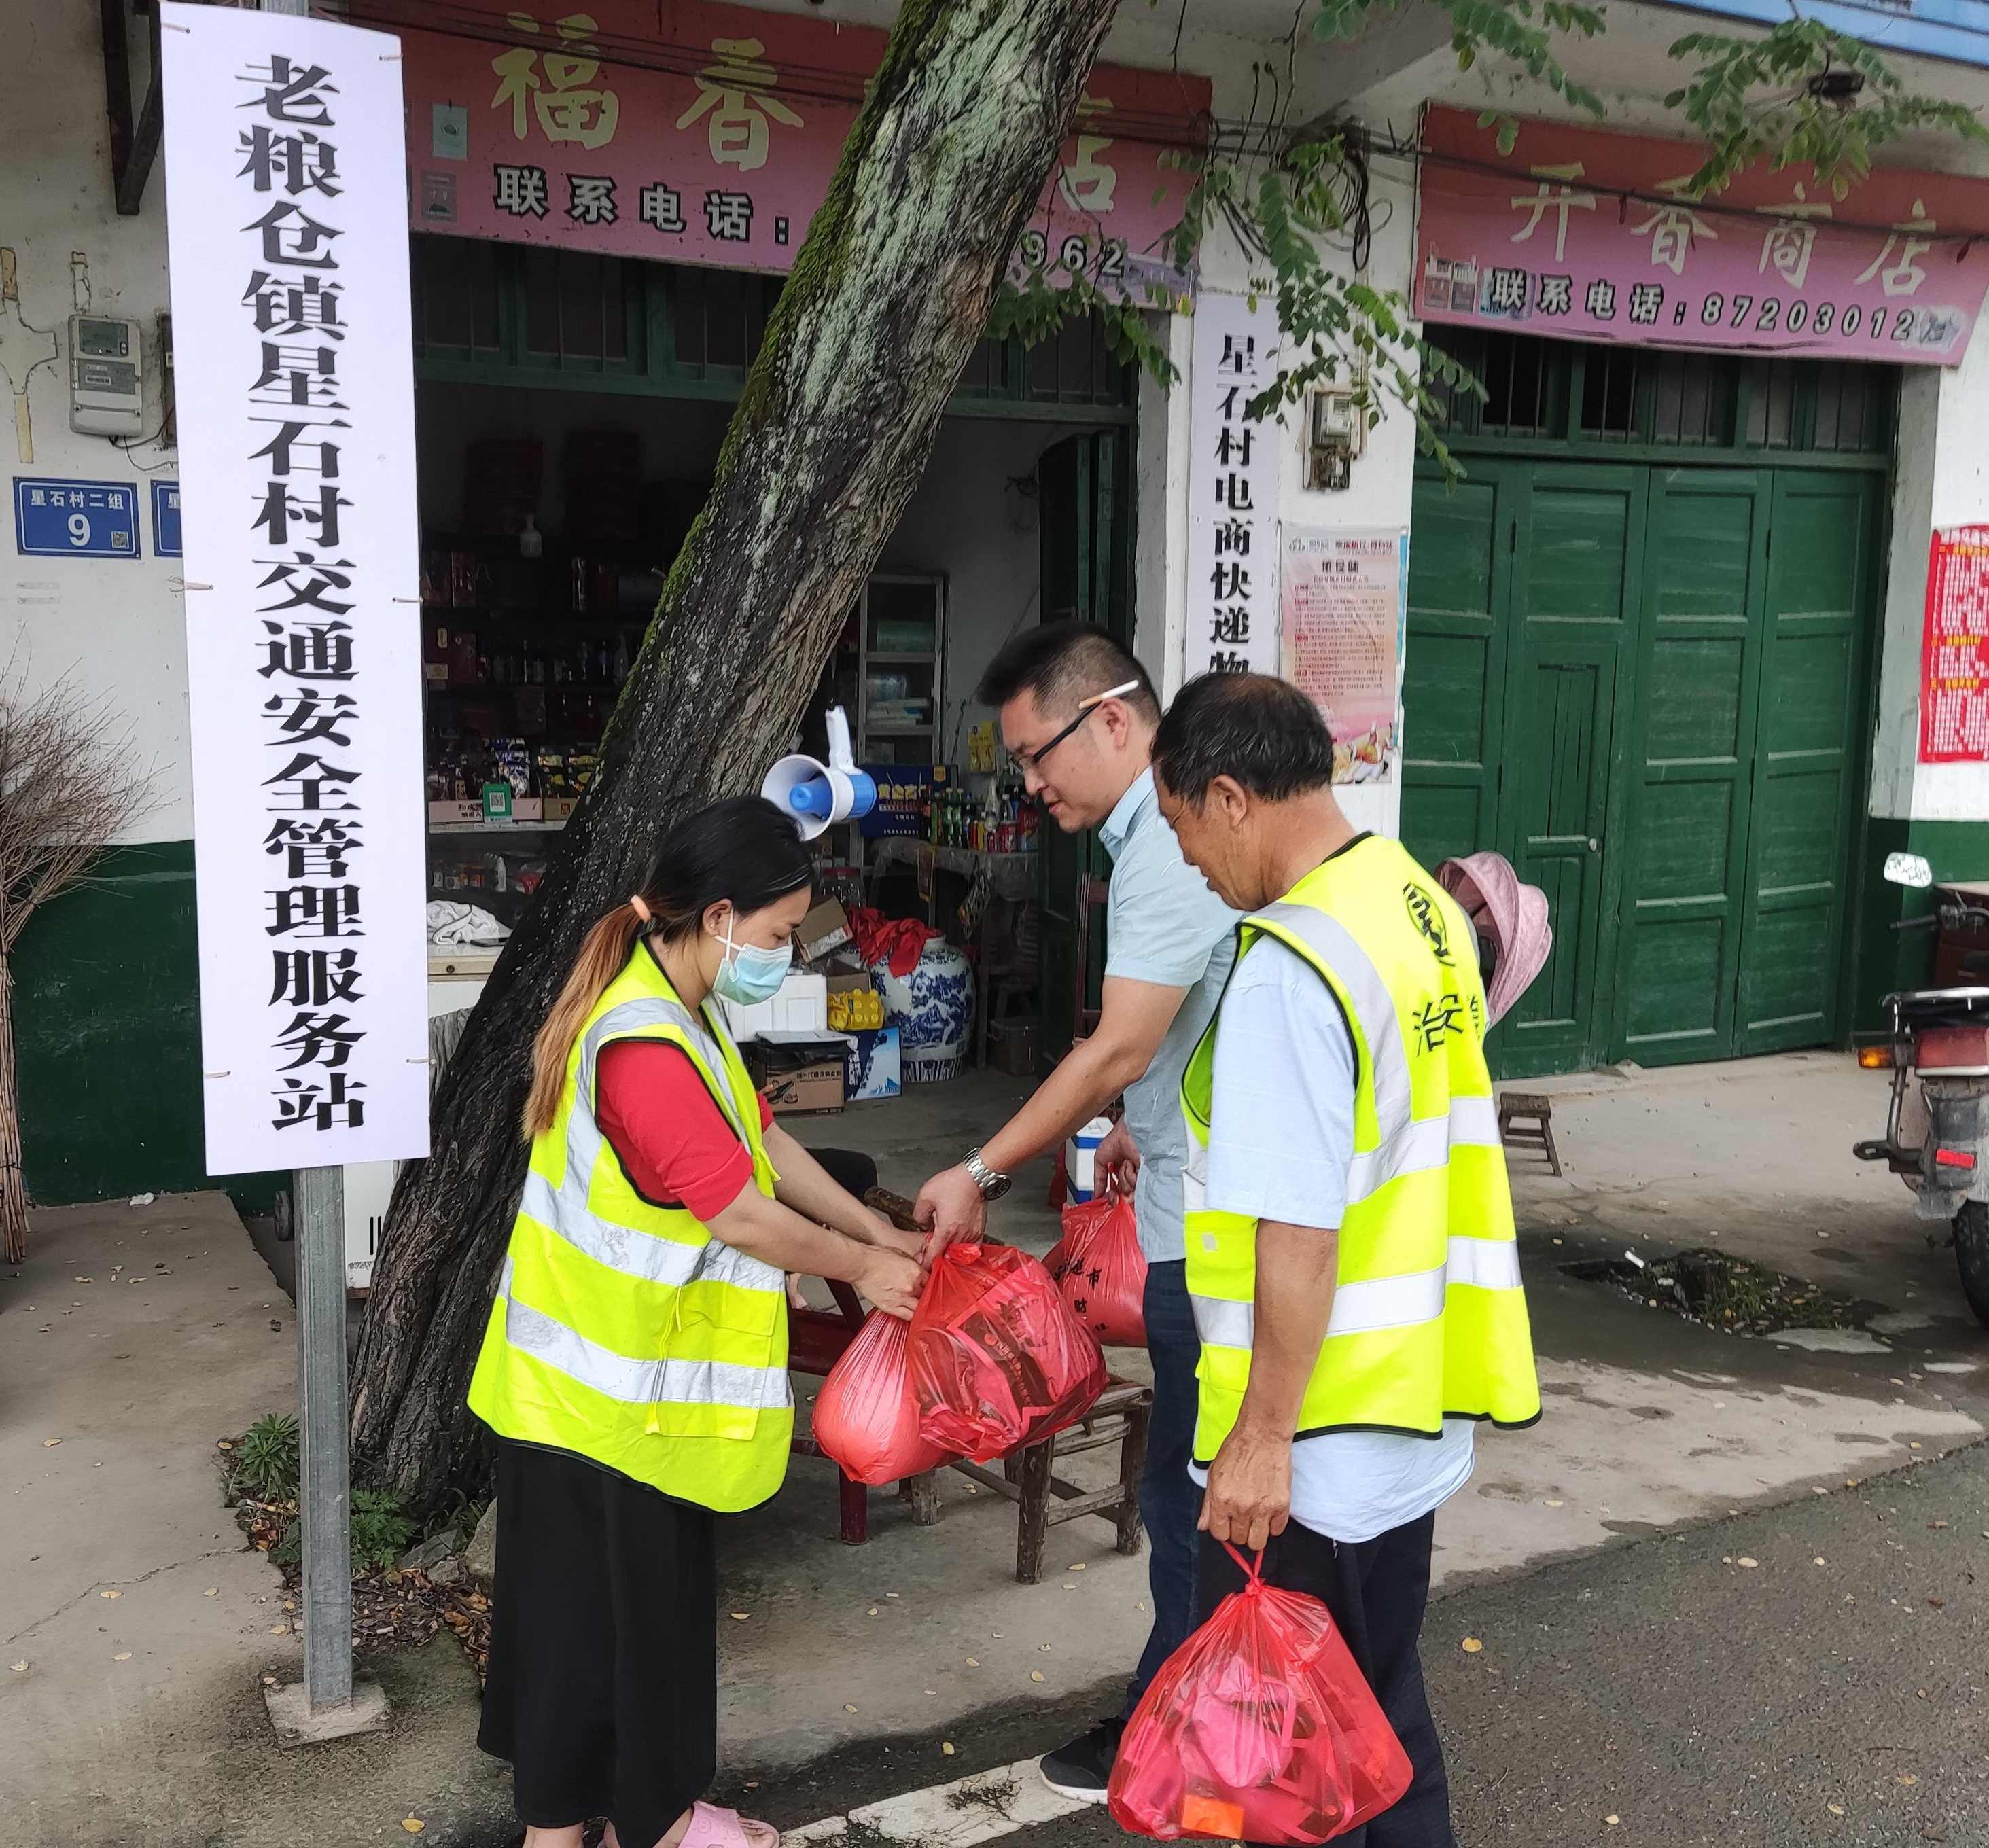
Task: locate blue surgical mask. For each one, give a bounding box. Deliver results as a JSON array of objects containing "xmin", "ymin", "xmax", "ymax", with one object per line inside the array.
[{"xmin": 711, "ymin": 916, "xmax": 793, "ymax": 1006}]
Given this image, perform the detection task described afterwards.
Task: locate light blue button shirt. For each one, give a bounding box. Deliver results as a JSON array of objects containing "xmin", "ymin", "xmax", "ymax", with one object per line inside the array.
[{"xmin": 1098, "ymin": 769, "xmax": 1241, "ymax": 1263}]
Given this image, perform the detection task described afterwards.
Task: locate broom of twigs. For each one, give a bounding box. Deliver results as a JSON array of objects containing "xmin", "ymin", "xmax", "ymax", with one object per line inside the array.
[{"xmin": 0, "ymin": 662, "xmax": 156, "ymax": 1260}]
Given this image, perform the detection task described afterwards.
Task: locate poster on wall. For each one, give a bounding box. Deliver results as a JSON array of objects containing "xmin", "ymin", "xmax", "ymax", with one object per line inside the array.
[
  {"xmin": 1186, "ymin": 293, "xmax": 1282, "ymax": 680},
  {"xmin": 1920, "ymin": 526, "xmax": 1989, "ymax": 762},
  {"xmin": 1416, "ymin": 105, "xmax": 1989, "ymax": 365},
  {"xmin": 398, "ymin": 0, "xmax": 1208, "ymax": 294},
  {"xmin": 161, "ymin": 3, "xmax": 430, "ymax": 1175},
  {"xmin": 1280, "ymin": 527, "xmax": 1407, "ymax": 785}
]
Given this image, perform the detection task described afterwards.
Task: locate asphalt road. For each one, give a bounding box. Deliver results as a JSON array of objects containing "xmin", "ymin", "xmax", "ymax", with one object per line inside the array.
[{"xmin": 728, "ymin": 1439, "xmax": 1989, "ymax": 1848}]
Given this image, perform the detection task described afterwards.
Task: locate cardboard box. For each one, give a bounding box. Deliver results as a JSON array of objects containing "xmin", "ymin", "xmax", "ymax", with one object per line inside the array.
[
  {"xmin": 988, "ymin": 1016, "xmax": 1039, "ymax": 1077},
  {"xmin": 741, "ymin": 1034, "xmax": 847, "ymax": 1114},
  {"xmin": 834, "ymin": 1027, "xmax": 901, "ymax": 1101},
  {"xmin": 799, "ymin": 898, "xmax": 853, "ymax": 965}
]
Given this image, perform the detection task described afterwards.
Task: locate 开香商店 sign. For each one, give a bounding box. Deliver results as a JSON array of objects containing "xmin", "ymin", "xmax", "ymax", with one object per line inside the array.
[
  {"xmin": 1922, "ymin": 527, "xmax": 1989, "ymax": 763},
  {"xmin": 160, "ymin": 2, "xmax": 430, "ymax": 1175},
  {"xmin": 398, "ymin": 0, "xmax": 1209, "ymax": 294},
  {"xmin": 1415, "ymin": 105, "xmax": 1989, "ymax": 363}
]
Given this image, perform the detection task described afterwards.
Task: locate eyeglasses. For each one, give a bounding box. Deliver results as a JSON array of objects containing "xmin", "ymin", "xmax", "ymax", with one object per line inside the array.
[{"xmin": 1011, "ymin": 680, "xmax": 1141, "ymax": 775}]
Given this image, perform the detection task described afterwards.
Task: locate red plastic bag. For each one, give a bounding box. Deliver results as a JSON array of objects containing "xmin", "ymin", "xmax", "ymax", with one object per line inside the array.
[
  {"xmin": 908, "ymin": 1243, "xmax": 1108, "ymax": 1461},
  {"xmin": 1051, "ymin": 1190, "xmax": 1148, "ymax": 1347},
  {"xmin": 813, "ymin": 1310, "xmax": 953, "ymax": 1487},
  {"xmin": 1108, "ymin": 1546, "xmax": 1412, "ymax": 1844}
]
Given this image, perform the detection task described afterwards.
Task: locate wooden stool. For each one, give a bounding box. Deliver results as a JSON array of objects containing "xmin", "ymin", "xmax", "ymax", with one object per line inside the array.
[
  {"xmin": 946, "ymin": 1377, "xmax": 1151, "ymax": 1584},
  {"xmin": 1498, "ymin": 1091, "xmax": 1562, "ymax": 1177}
]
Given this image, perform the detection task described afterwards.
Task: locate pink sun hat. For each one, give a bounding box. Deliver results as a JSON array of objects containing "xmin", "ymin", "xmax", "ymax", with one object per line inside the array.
[{"xmin": 1435, "ymin": 851, "xmax": 1553, "ymax": 1028}]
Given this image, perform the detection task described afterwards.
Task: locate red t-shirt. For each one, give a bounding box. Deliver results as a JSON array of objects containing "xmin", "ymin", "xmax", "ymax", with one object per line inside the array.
[{"xmin": 595, "ymin": 1040, "xmax": 774, "ymax": 1222}]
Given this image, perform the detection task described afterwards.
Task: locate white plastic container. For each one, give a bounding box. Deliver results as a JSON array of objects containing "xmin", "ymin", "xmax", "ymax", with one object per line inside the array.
[
  {"xmin": 719, "ymin": 968, "xmax": 828, "ymax": 1041},
  {"xmin": 1066, "ymin": 1116, "xmax": 1114, "ymax": 1204}
]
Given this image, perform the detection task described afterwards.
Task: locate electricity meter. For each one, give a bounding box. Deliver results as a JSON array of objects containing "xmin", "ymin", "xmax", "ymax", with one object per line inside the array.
[{"xmin": 69, "ymin": 315, "xmax": 144, "ymax": 437}]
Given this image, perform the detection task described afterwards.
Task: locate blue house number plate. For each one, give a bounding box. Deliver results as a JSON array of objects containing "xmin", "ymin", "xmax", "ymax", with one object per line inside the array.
[{"xmin": 13, "ymin": 477, "xmax": 140, "ymax": 558}]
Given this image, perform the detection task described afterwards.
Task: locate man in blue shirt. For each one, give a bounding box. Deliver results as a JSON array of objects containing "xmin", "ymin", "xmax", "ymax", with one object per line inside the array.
[{"xmin": 915, "ymin": 622, "xmax": 1238, "ymax": 1800}]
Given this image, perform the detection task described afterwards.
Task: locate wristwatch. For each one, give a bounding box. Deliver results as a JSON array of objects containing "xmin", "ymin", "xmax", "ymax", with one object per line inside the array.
[{"xmin": 962, "ymin": 1147, "xmax": 1013, "ymax": 1202}]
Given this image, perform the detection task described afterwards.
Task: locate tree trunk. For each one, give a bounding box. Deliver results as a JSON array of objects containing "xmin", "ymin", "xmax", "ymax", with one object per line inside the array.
[
  {"xmin": 351, "ymin": 0, "xmax": 1121, "ymax": 1506},
  {"xmin": 0, "ymin": 952, "xmax": 23, "ymax": 1264}
]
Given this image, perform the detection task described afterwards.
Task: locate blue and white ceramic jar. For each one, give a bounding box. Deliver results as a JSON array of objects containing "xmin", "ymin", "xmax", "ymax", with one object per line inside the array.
[{"xmin": 873, "ymin": 940, "xmax": 975, "ymax": 1084}]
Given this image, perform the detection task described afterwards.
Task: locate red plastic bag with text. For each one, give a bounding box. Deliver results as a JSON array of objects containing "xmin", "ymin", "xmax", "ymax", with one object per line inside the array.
[
  {"xmin": 812, "ymin": 1309, "xmax": 954, "ymax": 1487},
  {"xmin": 1107, "ymin": 1545, "xmax": 1412, "ymax": 1844},
  {"xmin": 1051, "ymin": 1190, "xmax": 1148, "ymax": 1347},
  {"xmin": 908, "ymin": 1242, "xmax": 1108, "ymax": 1461}
]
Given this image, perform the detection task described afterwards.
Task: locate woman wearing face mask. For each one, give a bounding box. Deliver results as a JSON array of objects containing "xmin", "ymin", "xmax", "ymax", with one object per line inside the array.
[{"xmin": 470, "ymin": 794, "xmax": 925, "ymax": 1848}]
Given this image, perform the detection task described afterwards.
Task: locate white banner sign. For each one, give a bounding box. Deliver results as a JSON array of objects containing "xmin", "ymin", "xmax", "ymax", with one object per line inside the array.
[
  {"xmin": 162, "ymin": 3, "xmax": 429, "ymax": 1175},
  {"xmin": 1186, "ymin": 293, "xmax": 1282, "ymax": 679}
]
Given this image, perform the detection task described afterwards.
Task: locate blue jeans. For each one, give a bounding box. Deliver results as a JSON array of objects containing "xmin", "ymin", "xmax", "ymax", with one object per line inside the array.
[{"xmin": 1123, "ymin": 1258, "xmax": 1201, "ymax": 1716}]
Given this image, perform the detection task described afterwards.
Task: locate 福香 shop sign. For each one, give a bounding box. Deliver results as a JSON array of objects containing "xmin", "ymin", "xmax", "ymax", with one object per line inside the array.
[
  {"xmin": 395, "ymin": 0, "xmax": 1209, "ymax": 296},
  {"xmin": 1415, "ymin": 105, "xmax": 1989, "ymax": 363}
]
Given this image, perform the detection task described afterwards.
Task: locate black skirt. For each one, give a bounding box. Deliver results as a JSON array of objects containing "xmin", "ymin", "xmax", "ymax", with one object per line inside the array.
[{"xmin": 478, "ymin": 1440, "xmax": 718, "ymax": 1846}]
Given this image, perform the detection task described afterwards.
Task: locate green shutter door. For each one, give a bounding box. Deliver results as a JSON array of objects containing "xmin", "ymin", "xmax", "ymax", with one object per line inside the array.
[
  {"xmin": 1495, "ymin": 467, "xmax": 1641, "ymax": 1075},
  {"xmin": 1733, "ymin": 470, "xmax": 1880, "ymax": 1052},
  {"xmin": 1401, "ymin": 463, "xmax": 1512, "ymax": 868},
  {"xmin": 1615, "ymin": 468, "xmax": 1771, "ymax": 1065}
]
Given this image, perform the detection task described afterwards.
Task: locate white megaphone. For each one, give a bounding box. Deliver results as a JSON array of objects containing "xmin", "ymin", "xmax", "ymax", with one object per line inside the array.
[{"xmin": 762, "ymin": 706, "xmax": 877, "ymax": 840}]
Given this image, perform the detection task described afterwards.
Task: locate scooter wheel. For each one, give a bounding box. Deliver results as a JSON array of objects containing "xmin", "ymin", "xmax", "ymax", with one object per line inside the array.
[{"xmin": 1953, "ymin": 1201, "xmax": 1989, "ymax": 1330}]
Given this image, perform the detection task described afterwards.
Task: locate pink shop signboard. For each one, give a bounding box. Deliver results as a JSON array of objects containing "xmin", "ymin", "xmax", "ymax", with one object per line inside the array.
[
  {"xmin": 1415, "ymin": 105, "xmax": 1989, "ymax": 364},
  {"xmin": 396, "ymin": 0, "xmax": 1208, "ymax": 292}
]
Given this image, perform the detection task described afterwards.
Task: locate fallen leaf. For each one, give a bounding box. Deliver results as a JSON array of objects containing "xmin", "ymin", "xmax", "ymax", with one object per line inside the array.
[
  {"xmin": 1828, "ymin": 1802, "xmax": 1846, "ymax": 1815},
  {"xmin": 43, "ymin": 1438, "xmax": 62, "ymax": 1448},
  {"xmin": 1462, "ymin": 1637, "xmax": 1484, "ymax": 1654},
  {"xmin": 1069, "ymin": 1563, "xmax": 1086, "ymax": 1571},
  {"xmin": 966, "ymin": 1657, "xmax": 979, "ymax": 1667},
  {"xmin": 1606, "ymin": 1817, "xmax": 1620, "ymax": 1828},
  {"xmin": 402, "ymin": 1819, "xmax": 425, "ymax": 1834},
  {"xmin": 1931, "ymin": 1521, "xmax": 1950, "ymax": 1530},
  {"xmin": 1545, "ymin": 1498, "xmax": 1564, "ymax": 1508},
  {"xmin": 1031, "ymin": 1671, "xmax": 1045, "ymax": 1682},
  {"xmin": 844, "ymin": 1704, "xmax": 858, "ymax": 1713},
  {"xmin": 1897, "ymin": 1773, "xmax": 1918, "ymax": 1786},
  {"xmin": 101, "ymin": 1589, "xmax": 122, "ymax": 1599},
  {"xmin": 9, "ymin": 1662, "xmax": 27, "ymax": 1673},
  {"xmin": 270, "ymin": 1624, "xmax": 289, "ymax": 1635},
  {"xmin": 1812, "ymin": 1487, "xmax": 1829, "ymax": 1496},
  {"xmin": 942, "ymin": 1742, "xmax": 955, "ymax": 1756},
  {"xmin": 867, "ymin": 1607, "xmax": 879, "ymax": 1617},
  {"xmin": 217, "ymin": 1440, "xmax": 234, "ymax": 1452},
  {"xmin": 729, "ymin": 1612, "xmax": 750, "ymax": 1622},
  {"xmin": 1929, "ymin": 1597, "xmax": 1946, "ymax": 1609},
  {"xmin": 113, "ymin": 1652, "xmax": 132, "ymax": 1662},
  {"xmin": 204, "ymin": 1588, "xmax": 218, "ymax": 1598},
  {"xmin": 885, "ymin": 1592, "xmax": 900, "ymax": 1599},
  {"xmin": 1738, "ymin": 1557, "xmax": 1759, "ymax": 1569},
  {"xmin": 1911, "ymin": 1442, "xmax": 1923, "ymax": 1451}
]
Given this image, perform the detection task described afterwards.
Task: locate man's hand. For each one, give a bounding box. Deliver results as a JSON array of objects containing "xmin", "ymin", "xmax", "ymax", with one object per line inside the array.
[
  {"xmin": 860, "ymin": 1209, "xmax": 928, "ymax": 1266},
  {"xmin": 1197, "ymin": 1419, "xmax": 1292, "ymax": 1554},
  {"xmin": 1097, "ymin": 1118, "xmax": 1141, "ymax": 1195},
  {"xmin": 853, "ymin": 1246, "xmax": 925, "ymax": 1319},
  {"xmin": 913, "ymin": 1164, "xmax": 987, "ymax": 1254}
]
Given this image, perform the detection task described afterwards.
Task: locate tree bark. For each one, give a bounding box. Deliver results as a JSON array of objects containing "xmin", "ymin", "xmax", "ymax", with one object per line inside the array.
[
  {"xmin": 0, "ymin": 953, "xmax": 23, "ymax": 1264},
  {"xmin": 351, "ymin": 0, "xmax": 1122, "ymax": 1505}
]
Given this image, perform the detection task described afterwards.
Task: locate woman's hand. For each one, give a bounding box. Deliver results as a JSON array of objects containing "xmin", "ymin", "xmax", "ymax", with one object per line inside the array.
[
  {"xmin": 853, "ymin": 1245, "xmax": 924, "ymax": 1320},
  {"xmin": 856, "ymin": 1205, "xmax": 928, "ymax": 1266}
]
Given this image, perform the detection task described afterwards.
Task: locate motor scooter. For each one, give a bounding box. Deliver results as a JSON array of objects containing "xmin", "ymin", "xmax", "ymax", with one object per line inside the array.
[{"xmin": 1852, "ymin": 851, "xmax": 1989, "ymax": 1328}]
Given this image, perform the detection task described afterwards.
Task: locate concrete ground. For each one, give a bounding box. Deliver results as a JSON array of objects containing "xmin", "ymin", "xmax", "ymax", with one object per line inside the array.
[{"xmin": 10, "ymin": 1053, "xmax": 1989, "ymax": 1847}]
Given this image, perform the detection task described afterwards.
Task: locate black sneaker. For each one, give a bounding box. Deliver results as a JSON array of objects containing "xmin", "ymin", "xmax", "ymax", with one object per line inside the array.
[{"xmin": 1039, "ymin": 1716, "xmax": 1125, "ymax": 1803}]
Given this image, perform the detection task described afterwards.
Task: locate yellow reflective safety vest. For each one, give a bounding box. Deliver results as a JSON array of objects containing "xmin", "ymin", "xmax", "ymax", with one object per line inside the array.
[
  {"xmin": 1182, "ymin": 834, "xmax": 1541, "ymax": 1457},
  {"xmin": 468, "ymin": 944, "xmax": 792, "ymax": 1512}
]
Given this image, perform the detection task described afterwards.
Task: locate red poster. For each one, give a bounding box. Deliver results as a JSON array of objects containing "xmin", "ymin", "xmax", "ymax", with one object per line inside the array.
[
  {"xmin": 391, "ymin": 0, "xmax": 1208, "ymax": 292},
  {"xmin": 1417, "ymin": 106, "xmax": 1989, "ymax": 365},
  {"xmin": 1921, "ymin": 527, "xmax": 1989, "ymax": 762}
]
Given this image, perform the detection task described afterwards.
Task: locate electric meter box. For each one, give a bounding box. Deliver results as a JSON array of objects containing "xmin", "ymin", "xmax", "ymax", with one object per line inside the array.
[{"xmin": 69, "ymin": 315, "xmax": 144, "ymax": 437}]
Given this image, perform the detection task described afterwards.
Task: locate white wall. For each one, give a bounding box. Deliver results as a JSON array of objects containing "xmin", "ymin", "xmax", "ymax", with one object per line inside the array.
[{"xmin": 2, "ymin": 5, "xmax": 186, "ymax": 842}]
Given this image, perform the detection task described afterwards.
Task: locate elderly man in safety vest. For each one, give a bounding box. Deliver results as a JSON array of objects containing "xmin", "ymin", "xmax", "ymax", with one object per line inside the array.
[{"xmin": 1152, "ymin": 671, "xmax": 1540, "ymax": 1848}]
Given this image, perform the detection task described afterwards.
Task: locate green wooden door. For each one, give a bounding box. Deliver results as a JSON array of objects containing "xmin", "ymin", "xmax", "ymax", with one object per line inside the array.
[
  {"xmin": 1734, "ymin": 470, "xmax": 1880, "ymax": 1052},
  {"xmin": 1401, "ymin": 463, "xmax": 1513, "ymax": 866},
  {"xmin": 1497, "ymin": 466, "xmax": 1641, "ymax": 1075},
  {"xmin": 1036, "ymin": 429, "xmax": 1132, "ymax": 1065},
  {"xmin": 1614, "ymin": 468, "xmax": 1772, "ymax": 1065}
]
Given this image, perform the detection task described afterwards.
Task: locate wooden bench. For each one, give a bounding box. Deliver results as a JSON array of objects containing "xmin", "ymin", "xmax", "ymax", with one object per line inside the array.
[
  {"xmin": 1498, "ymin": 1091, "xmax": 1562, "ymax": 1177},
  {"xmin": 946, "ymin": 1377, "xmax": 1152, "ymax": 1584}
]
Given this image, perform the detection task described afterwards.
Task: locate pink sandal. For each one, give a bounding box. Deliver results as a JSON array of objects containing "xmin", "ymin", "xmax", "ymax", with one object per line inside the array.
[{"xmin": 678, "ymin": 1800, "xmax": 780, "ymax": 1848}]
